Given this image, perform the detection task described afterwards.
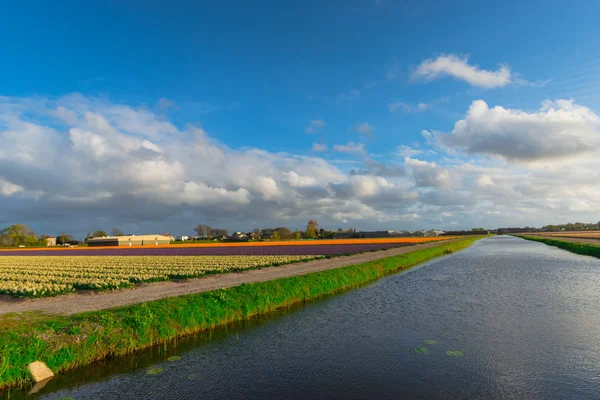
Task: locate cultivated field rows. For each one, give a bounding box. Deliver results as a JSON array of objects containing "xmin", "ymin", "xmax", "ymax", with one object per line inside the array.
[{"xmin": 0, "ymin": 255, "xmax": 315, "ymax": 297}]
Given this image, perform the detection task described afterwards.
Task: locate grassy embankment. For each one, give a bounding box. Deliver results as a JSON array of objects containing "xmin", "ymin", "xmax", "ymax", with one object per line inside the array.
[
  {"xmin": 518, "ymin": 235, "xmax": 600, "ymax": 258},
  {"xmin": 0, "ymin": 236, "xmax": 482, "ymax": 390}
]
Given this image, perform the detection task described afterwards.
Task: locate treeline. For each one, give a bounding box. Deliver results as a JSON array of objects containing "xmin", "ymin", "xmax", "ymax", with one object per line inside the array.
[
  {"xmin": 193, "ymin": 225, "xmax": 229, "ymax": 238},
  {"xmin": 543, "ymin": 222, "xmax": 600, "ymax": 232},
  {"xmin": 194, "ymin": 220, "xmax": 350, "ymax": 241},
  {"xmin": 0, "ymin": 224, "xmax": 78, "ymax": 247}
]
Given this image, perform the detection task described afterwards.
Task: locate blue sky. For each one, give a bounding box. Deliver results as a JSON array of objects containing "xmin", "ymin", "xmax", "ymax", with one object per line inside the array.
[{"xmin": 1, "ymin": 0, "xmax": 600, "ymax": 237}]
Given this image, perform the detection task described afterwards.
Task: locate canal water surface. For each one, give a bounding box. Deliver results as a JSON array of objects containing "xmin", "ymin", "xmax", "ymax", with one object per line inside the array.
[{"xmin": 6, "ymin": 236, "xmax": 600, "ymax": 399}]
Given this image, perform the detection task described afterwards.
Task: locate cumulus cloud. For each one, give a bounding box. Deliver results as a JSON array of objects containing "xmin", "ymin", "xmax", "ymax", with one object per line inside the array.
[
  {"xmin": 388, "ymin": 101, "xmax": 430, "ymax": 113},
  {"xmin": 312, "ymin": 143, "xmax": 328, "ymax": 152},
  {"xmin": 397, "ymin": 145, "xmax": 423, "ymax": 158},
  {"xmin": 0, "ymin": 94, "xmax": 424, "ymax": 235},
  {"xmin": 0, "ymin": 179, "xmax": 23, "ymax": 196},
  {"xmin": 3, "ymin": 94, "xmax": 600, "ymax": 235},
  {"xmin": 306, "ymin": 119, "xmax": 326, "ymax": 134},
  {"xmin": 350, "ymin": 159, "xmax": 405, "ymax": 178},
  {"xmin": 413, "ymin": 54, "xmax": 512, "ymax": 88},
  {"xmin": 428, "ymin": 99, "xmax": 600, "ymax": 162},
  {"xmin": 350, "ymin": 122, "xmax": 374, "ymax": 137},
  {"xmin": 333, "ymin": 142, "xmax": 366, "ymax": 155},
  {"xmin": 405, "ymin": 158, "xmax": 453, "ymax": 188}
]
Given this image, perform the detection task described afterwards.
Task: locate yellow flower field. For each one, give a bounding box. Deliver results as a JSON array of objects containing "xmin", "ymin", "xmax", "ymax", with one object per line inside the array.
[{"xmin": 0, "ymin": 255, "xmax": 316, "ymax": 297}]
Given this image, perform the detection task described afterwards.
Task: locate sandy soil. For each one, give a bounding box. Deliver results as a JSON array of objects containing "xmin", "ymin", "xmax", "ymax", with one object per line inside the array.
[{"xmin": 0, "ymin": 240, "xmax": 457, "ymax": 316}]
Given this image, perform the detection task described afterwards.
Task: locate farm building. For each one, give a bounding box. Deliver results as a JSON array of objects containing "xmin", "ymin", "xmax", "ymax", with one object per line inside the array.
[
  {"xmin": 45, "ymin": 236, "xmax": 57, "ymax": 246},
  {"xmin": 87, "ymin": 234, "xmax": 172, "ymax": 247}
]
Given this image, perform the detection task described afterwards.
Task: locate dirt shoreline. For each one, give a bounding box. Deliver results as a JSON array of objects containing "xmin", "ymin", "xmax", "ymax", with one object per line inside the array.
[{"xmin": 0, "ymin": 240, "xmax": 456, "ymax": 316}]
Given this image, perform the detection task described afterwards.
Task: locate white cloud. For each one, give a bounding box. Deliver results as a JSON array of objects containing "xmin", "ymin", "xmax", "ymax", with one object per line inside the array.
[
  {"xmin": 405, "ymin": 158, "xmax": 453, "ymax": 188},
  {"xmin": 429, "ymin": 99, "xmax": 600, "ymax": 162},
  {"xmin": 337, "ymin": 89, "xmax": 360, "ymax": 101},
  {"xmin": 0, "ymin": 179, "xmax": 23, "ymax": 196},
  {"xmin": 312, "ymin": 143, "xmax": 328, "ymax": 152},
  {"xmin": 2, "ymin": 93, "xmax": 600, "ymax": 234},
  {"xmin": 388, "ymin": 101, "xmax": 430, "ymax": 113},
  {"xmin": 156, "ymin": 97, "xmax": 175, "ymax": 111},
  {"xmin": 306, "ymin": 119, "xmax": 326, "ymax": 134},
  {"xmin": 388, "ymin": 97, "xmax": 448, "ymax": 113},
  {"xmin": 333, "ymin": 142, "xmax": 366, "ymax": 155},
  {"xmin": 351, "ymin": 122, "xmax": 374, "ymax": 137},
  {"xmin": 397, "ymin": 145, "xmax": 423, "ymax": 157},
  {"xmin": 413, "ymin": 54, "xmax": 512, "ymax": 88}
]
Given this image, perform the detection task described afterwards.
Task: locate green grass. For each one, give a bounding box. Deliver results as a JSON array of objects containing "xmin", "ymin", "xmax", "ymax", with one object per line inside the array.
[
  {"xmin": 0, "ymin": 236, "xmax": 482, "ymax": 390},
  {"xmin": 517, "ymin": 236, "xmax": 600, "ymax": 258}
]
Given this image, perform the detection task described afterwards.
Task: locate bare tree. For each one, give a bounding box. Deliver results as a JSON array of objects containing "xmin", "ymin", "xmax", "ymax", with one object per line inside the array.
[{"xmin": 194, "ymin": 224, "xmax": 205, "ymax": 237}]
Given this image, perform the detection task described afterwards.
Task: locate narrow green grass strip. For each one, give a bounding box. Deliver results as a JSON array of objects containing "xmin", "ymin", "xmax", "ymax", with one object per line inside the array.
[
  {"xmin": 517, "ymin": 236, "xmax": 600, "ymax": 258},
  {"xmin": 0, "ymin": 237, "xmax": 482, "ymax": 389}
]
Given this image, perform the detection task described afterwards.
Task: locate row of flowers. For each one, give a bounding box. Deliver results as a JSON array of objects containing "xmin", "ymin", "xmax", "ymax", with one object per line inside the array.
[{"xmin": 0, "ymin": 255, "xmax": 317, "ymax": 297}]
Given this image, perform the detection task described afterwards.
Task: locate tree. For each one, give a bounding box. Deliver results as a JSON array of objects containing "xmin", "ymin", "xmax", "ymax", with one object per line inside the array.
[
  {"xmin": 274, "ymin": 227, "xmax": 292, "ymax": 240},
  {"xmin": 111, "ymin": 228, "xmax": 124, "ymax": 236},
  {"xmin": 293, "ymin": 230, "xmax": 302, "ymax": 240},
  {"xmin": 305, "ymin": 220, "xmax": 319, "ymax": 239},
  {"xmin": 0, "ymin": 224, "xmax": 40, "ymax": 246},
  {"xmin": 321, "ymin": 230, "xmax": 336, "ymax": 239},
  {"xmin": 57, "ymin": 233, "xmax": 74, "ymax": 245},
  {"xmin": 212, "ymin": 228, "xmax": 228, "ymax": 238},
  {"xmin": 272, "ymin": 230, "xmax": 280, "ymax": 240},
  {"xmin": 92, "ymin": 230, "xmax": 107, "ymax": 238},
  {"xmin": 338, "ymin": 228, "xmax": 343, "ymax": 233},
  {"xmin": 194, "ymin": 224, "xmax": 207, "ymax": 237}
]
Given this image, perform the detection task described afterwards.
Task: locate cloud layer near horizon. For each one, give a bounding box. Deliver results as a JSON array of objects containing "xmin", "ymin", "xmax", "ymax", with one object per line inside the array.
[{"xmin": 1, "ymin": 94, "xmax": 599, "ymax": 236}]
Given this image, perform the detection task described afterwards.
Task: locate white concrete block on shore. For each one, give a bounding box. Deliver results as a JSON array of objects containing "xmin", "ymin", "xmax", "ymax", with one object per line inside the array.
[{"xmin": 27, "ymin": 361, "xmax": 54, "ymax": 382}]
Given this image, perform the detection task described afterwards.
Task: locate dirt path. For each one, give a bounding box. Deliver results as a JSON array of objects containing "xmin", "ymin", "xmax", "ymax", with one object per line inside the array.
[{"xmin": 0, "ymin": 240, "xmax": 458, "ymax": 316}]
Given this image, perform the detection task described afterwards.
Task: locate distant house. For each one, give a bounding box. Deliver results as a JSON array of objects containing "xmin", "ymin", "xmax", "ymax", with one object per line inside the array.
[
  {"xmin": 45, "ymin": 236, "xmax": 57, "ymax": 246},
  {"xmin": 175, "ymin": 235, "xmax": 190, "ymax": 241},
  {"xmin": 88, "ymin": 234, "xmax": 172, "ymax": 247},
  {"xmin": 260, "ymin": 228, "xmax": 275, "ymax": 240},
  {"xmin": 230, "ymin": 232, "xmax": 248, "ymax": 240}
]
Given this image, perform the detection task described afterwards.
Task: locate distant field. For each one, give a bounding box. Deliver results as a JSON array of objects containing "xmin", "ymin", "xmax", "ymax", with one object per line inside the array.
[
  {"xmin": 533, "ymin": 231, "xmax": 600, "ymax": 240},
  {"xmin": 0, "ymin": 255, "xmax": 316, "ymax": 297},
  {"xmin": 0, "ymin": 237, "xmax": 450, "ymax": 256}
]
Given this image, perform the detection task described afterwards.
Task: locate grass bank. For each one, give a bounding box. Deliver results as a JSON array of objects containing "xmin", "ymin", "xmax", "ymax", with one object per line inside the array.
[
  {"xmin": 0, "ymin": 236, "xmax": 482, "ymax": 390},
  {"xmin": 518, "ymin": 235, "xmax": 600, "ymax": 258}
]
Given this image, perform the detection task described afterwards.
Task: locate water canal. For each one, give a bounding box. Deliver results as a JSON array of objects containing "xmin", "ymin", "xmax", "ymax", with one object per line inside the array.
[{"xmin": 6, "ymin": 235, "xmax": 600, "ymax": 399}]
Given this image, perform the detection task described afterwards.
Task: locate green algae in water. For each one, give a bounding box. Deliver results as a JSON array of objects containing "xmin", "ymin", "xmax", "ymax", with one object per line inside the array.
[
  {"xmin": 167, "ymin": 356, "xmax": 182, "ymax": 362},
  {"xmin": 60, "ymin": 397, "xmax": 75, "ymax": 400},
  {"xmin": 423, "ymin": 340, "xmax": 439, "ymax": 345},
  {"xmin": 445, "ymin": 350, "xmax": 464, "ymax": 357},
  {"xmin": 187, "ymin": 375, "xmax": 197, "ymax": 381},
  {"xmin": 146, "ymin": 367, "xmax": 164, "ymax": 375},
  {"xmin": 414, "ymin": 347, "xmax": 429, "ymax": 354}
]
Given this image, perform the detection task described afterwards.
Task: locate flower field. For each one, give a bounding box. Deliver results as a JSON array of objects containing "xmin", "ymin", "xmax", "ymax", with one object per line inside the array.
[
  {"xmin": 533, "ymin": 231, "xmax": 600, "ymax": 240},
  {"xmin": 0, "ymin": 255, "xmax": 315, "ymax": 297}
]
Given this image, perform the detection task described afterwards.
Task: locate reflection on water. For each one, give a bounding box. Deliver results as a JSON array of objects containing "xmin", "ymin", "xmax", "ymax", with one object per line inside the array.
[{"xmin": 5, "ymin": 236, "xmax": 600, "ymax": 399}]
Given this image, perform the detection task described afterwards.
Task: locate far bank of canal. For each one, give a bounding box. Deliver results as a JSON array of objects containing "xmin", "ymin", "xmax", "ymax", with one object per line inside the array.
[{"xmin": 6, "ymin": 235, "xmax": 600, "ymax": 399}]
